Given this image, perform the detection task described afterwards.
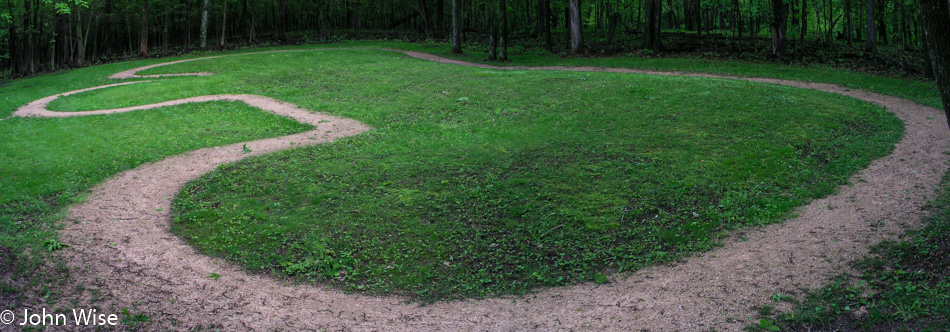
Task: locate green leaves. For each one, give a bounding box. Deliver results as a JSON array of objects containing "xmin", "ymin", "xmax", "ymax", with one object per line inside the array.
[
  {"xmin": 43, "ymin": 238, "xmax": 68, "ymax": 252},
  {"xmin": 593, "ymin": 273, "xmax": 608, "ymax": 285}
]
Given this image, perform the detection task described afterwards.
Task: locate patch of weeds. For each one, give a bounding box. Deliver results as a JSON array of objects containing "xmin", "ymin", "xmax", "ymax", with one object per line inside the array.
[
  {"xmin": 594, "ymin": 273, "xmax": 609, "ymax": 285},
  {"xmin": 746, "ymin": 318, "xmax": 782, "ymax": 331},
  {"xmin": 752, "ymin": 169, "xmax": 950, "ymax": 331},
  {"xmin": 771, "ymin": 293, "xmax": 793, "ymax": 303},
  {"xmin": 120, "ymin": 308, "xmax": 151, "ymax": 330}
]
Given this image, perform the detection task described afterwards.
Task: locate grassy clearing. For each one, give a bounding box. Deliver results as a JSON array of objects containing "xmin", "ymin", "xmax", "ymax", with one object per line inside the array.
[
  {"xmin": 154, "ymin": 50, "xmax": 905, "ymax": 301},
  {"xmin": 0, "ymin": 43, "xmax": 922, "ymax": 308},
  {"xmin": 379, "ymin": 41, "xmax": 941, "ymax": 110},
  {"xmin": 750, "ymin": 168, "xmax": 950, "ymax": 331},
  {"xmin": 109, "ymin": 41, "xmax": 941, "ymax": 110}
]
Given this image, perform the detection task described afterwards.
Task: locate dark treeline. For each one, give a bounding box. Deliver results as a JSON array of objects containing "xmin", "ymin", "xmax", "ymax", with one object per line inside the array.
[{"xmin": 0, "ymin": 0, "xmax": 940, "ymax": 77}]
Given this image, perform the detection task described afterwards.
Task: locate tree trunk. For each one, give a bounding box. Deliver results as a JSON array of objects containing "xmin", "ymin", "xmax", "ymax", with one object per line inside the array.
[
  {"xmin": 220, "ymin": 0, "xmax": 227, "ymax": 46},
  {"xmin": 350, "ymin": 0, "xmax": 363, "ymax": 29},
  {"xmin": 732, "ymin": 0, "xmax": 741, "ymax": 38},
  {"xmin": 499, "ymin": 0, "xmax": 508, "ymax": 60},
  {"xmin": 542, "ymin": 0, "xmax": 553, "ymax": 51},
  {"xmin": 200, "ymin": 0, "xmax": 209, "ymax": 48},
  {"xmin": 76, "ymin": 8, "xmax": 86, "ymax": 65},
  {"xmin": 249, "ymin": 15, "xmax": 255, "ymax": 42},
  {"xmin": 922, "ymin": 30, "xmax": 934, "ymax": 78},
  {"xmin": 607, "ymin": 12, "xmax": 618, "ymax": 44},
  {"xmin": 899, "ymin": 1, "xmax": 908, "ymax": 49},
  {"xmin": 102, "ymin": 0, "xmax": 113, "ymax": 56},
  {"xmin": 535, "ymin": 0, "xmax": 543, "ymax": 37},
  {"xmin": 140, "ymin": 0, "xmax": 149, "ymax": 56},
  {"xmin": 643, "ymin": 0, "xmax": 662, "ymax": 51},
  {"xmin": 318, "ymin": 1, "xmax": 330, "ymax": 40},
  {"xmin": 162, "ymin": 8, "xmax": 169, "ymax": 55},
  {"xmin": 489, "ymin": 17, "xmax": 497, "ymax": 60},
  {"xmin": 876, "ymin": 0, "xmax": 887, "ymax": 45},
  {"xmin": 864, "ymin": 0, "xmax": 875, "ymax": 53},
  {"xmin": 917, "ymin": 0, "xmax": 950, "ymax": 129},
  {"xmin": 278, "ymin": 0, "xmax": 286, "ymax": 41},
  {"xmin": 51, "ymin": 13, "xmax": 57, "ymax": 71},
  {"xmin": 184, "ymin": 0, "xmax": 191, "ymax": 50},
  {"xmin": 845, "ymin": 0, "xmax": 852, "ymax": 44},
  {"xmin": 7, "ymin": 0, "xmax": 17, "ymax": 75},
  {"xmin": 437, "ymin": 0, "xmax": 445, "ymax": 34},
  {"xmin": 800, "ymin": 0, "xmax": 806, "ymax": 54},
  {"xmin": 451, "ymin": 0, "xmax": 462, "ymax": 53},
  {"xmin": 568, "ymin": 0, "xmax": 582, "ymax": 55},
  {"xmin": 245, "ymin": 0, "xmax": 253, "ymax": 43},
  {"xmin": 770, "ymin": 0, "xmax": 788, "ymax": 59},
  {"xmin": 26, "ymin": 0, "xmax": 34, "ymax": 74}
]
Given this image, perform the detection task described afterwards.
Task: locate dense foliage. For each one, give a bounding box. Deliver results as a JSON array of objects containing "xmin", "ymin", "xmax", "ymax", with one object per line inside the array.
[{"xmin": 0, "ymin": 0, "xmax": 936, "ymax": 76}]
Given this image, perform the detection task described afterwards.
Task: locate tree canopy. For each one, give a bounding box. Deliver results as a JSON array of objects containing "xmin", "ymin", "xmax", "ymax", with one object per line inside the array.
[{"xmin": 0, "ymin": 0, "xmax": 943, "ymax": 77}]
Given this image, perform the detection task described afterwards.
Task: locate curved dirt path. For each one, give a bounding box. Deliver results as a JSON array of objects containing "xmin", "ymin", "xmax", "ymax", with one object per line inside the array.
[{"xmin": 15, "ymin": 49, "xmax": 949, "ymax": 331}]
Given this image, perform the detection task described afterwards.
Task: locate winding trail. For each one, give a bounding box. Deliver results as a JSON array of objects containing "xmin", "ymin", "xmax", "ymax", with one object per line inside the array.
[{"xmin": 12, "ymin": 49, "xmax": 949, "ymax": 331}]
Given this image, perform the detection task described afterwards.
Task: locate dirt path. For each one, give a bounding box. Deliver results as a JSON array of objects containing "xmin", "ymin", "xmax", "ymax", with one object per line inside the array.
[{"xmin": 12, "ymin": 49, "xmax": 949, "ymax": 331}]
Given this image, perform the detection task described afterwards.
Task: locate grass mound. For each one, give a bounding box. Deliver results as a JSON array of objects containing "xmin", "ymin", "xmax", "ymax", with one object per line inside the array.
[{"xmin": 164, "ymin": 50, "xmax": 903, "ymax": 301}]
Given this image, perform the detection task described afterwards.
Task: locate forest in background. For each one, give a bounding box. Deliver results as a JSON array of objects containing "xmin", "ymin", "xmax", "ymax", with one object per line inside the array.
[{"xmin": 0, "ymin": 0, "xmax": 940, "ymax": 77}]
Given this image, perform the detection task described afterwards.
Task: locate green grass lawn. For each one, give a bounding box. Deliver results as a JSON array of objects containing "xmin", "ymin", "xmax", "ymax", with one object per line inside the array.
[
  {"xmin": 124, "ymin": 49, "xmax": 903, "ymax": 301},
  {"xmin": 177, "ymin": 40, "xmax": 939, "ymax": 110},
  {"xmin": 384, "ymin": 41, "xmax": 942, "ymax": 110},
  {"xmin": 79, "ymin": 40, "xmax": 941, "ymax": 110},
  {"xmin": 0, "ymin": 44, "xmax": 917, "ymax": 306}
]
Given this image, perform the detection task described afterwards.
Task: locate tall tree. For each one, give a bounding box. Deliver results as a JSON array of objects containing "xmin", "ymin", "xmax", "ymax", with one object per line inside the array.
[
  {"xmin": 541, "ymin": 0, "xmax": 553, "ymax": 51},
  {"xmin": 76, "ymin": 4, "xmax": 95, "ymax": 65},
  {"xmin": 277, "ymin": 0, "xmax": 286, "ymax": 41},
  {"xmin": 732, "ymin": 0, "xmax": 742, "ymax": 38},
  {"xmin": 349, "ymin": 0, "xmax": 362, "ymax": 29},
  {"xmin": 771, "ymin": 0, "xmax": 789, "ymax": 59},
  {"xmin": 648, "ymin": 0, "xmax": 662, "ymax": 49},
  {"xmin": 488, "ymin": 10, "xmax": 498, "ymax": 60},
  {"xmin": 140, "ymin": 0, "xmax": 149, "ymax": 56},
  {"xmin": 220, "ymin": 0, "xmax": 227, "ymax": 46},
  {"xmin": 498, "ymin": 0, "xmax": 508, "ymax": 61},
  {"xmin": 917, "ymin": 0, "xmax": 950, "ymax": 129},
  {"xmin": 922, "ymin": 23, "xmax": 934, "ymax": 78},
  {"xmin": 865, "ymin": 0, "xmax": 875, "ymax": 52},
  {"xmin": 436, "ymin": 0, "xmax": 444, "ymax": 34},
  {"xmin": 450, "ymin": 0, "xmax": 462, "ymax": 53},
  {"xmin": 200, "ymin": 0, "xmax": 209, "ymax": 48},
  {"xmin": 799, "ymin": 0, "xmax": 806, "ymax": 53},
  {"xmin": 876, "ymin": 0, "xmax": 888, "ymax": 45},
  {"xmin": 644, "ymin": 0, "xmax": 661, "ymax": 50},
  {"xmin": 568, "ymin": 0, "xmax": 582, "ymax": 54},
  {"xmin": 845, "ymin": 0, "xmax": 852, "ymax": 44}
]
